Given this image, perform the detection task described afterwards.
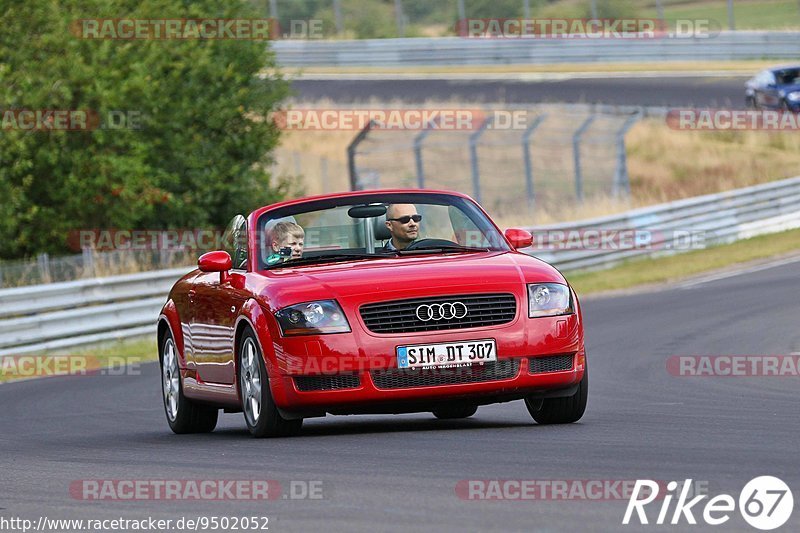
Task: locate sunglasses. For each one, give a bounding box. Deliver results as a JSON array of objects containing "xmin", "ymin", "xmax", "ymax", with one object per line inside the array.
[{"xmin": 387, "ymin": 214, "xmax": 422, "ymax": 224}]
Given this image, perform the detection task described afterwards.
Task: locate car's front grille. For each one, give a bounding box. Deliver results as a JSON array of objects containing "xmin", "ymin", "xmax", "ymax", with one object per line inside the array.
[
  {"xmin": 528, "ymin": 354, "xmax": 574, "ymax": 374},
  {"xmin": 359, "ymin": 293, "xmax": 516, "ymax": 334},
  {"xmin": 370, "ymin": 359, "xmax": 519, "ymax": 390},
  {"xmin": 293, "ymin": 374, "xmax": 361, "ymax": 392}
]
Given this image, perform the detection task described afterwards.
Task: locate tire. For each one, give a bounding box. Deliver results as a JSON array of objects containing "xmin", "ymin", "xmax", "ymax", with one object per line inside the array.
[
  {"xmin": 238, "ymin": 330, "xmax": 303, "ymax": 438},
  {"xmin": 432, "ymin": 404, "xmax": 478, "ymax": 419},
  {"xmin": 745, "ymin": 96, "xmax": 756, "ymax": 109},
  {"xmin": 524, "ymin": 368, "xmax": 588, "ymax": 425},
  {"xmin": 160, "ymin": 330, "xmax": 218, "ymax": 434}
]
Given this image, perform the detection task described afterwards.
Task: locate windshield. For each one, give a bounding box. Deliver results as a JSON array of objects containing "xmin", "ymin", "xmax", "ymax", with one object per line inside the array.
[
  {"xmin": 775, "ymin": 68, "xmax": 800, "ymax": 85},
  {"xmin": 255, "ymin": 192, "xmax": 510, "ymax": 270}
]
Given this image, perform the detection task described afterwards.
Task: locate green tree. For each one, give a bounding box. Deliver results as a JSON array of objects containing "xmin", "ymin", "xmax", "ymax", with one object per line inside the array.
[{"xmin": 0, "ymin": 0, "xmax": 292, "ymax": 259}]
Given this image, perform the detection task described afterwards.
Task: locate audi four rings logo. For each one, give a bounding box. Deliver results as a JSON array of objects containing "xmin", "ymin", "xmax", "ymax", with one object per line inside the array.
[{"xmin": 415, "ymin": 302, "xmax": 468, "ymax": 321}]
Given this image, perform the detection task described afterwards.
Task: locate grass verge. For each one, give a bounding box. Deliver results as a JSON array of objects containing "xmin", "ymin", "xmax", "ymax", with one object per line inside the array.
[
  {"xmin": 0, "ymin": 337, "xmax": 157, "ymax": 384},
  {"xmin": 566, "ymin": 227, "xmax": 800, "ymax": 295}
]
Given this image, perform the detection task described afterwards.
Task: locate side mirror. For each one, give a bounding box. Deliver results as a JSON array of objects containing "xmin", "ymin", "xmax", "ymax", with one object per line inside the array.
[
  {"xmin": 198, "ymin": 251, "xmax": 232, "ymax": 279},
  {"xmin": 504, "ymin": 228, "xmax": 533, "ymax": 249}
]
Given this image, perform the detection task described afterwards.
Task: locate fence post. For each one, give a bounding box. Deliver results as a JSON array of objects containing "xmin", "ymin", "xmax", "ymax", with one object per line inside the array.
[
  {"xmin": 37, "ymin": 253, "xmax": 52, "ymax": 284},
  {"xmin": 521, "ymin": 113, "xmax": 548, "ymax": 209},
  {"xmin": 572, "ymin": 115, "xmax": 595, "ymax": 203},
  {"xmin": 348, "ymin": 120, "xmax": 375, "ymax": 190},
  {"xmin": 613, "ymin": 111, "xmax": 641, "ymax": 197},
  {"xmin": 320, "ymin": 156, "xmax": 329, "ymax": 193},
  {"xmin": 82, "ymin": 247, "xmax": 96, "ymax": 278},
  {"xmin": 413, "ymin": 119, "xmax": 438, "ymax": 189},
  {"xmin": 333, "ymin": 0, "xmax": 344, "ymax": 34},
  {"xmin": 727, "ymin": 0, "xmax": 735, "ymax": 30},
  {"xmin": 394, "ymin": 0, "xmax": 405, "ymax": 37},
  {"xmin": 469, "ymin": 115, "xmax": 494, "ymax": 205},
  {"xmin": 293, "ymin": 151, "xmax": 302, "ymax": 177}
]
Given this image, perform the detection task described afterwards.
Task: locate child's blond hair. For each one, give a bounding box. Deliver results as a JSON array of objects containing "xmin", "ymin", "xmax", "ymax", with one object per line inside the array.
[{"xmin": 269, "ymin": 221, "xmax": 304, "ymax": 245}]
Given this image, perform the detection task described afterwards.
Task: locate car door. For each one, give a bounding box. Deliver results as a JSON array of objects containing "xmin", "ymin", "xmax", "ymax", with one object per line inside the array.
[
  {"xmin": 755, "ymin": 71, "xmax": 780, "ymax": 109},
  {"xmin": 190, "ymin": 216, "xmax": 250, "ymax": 385}
]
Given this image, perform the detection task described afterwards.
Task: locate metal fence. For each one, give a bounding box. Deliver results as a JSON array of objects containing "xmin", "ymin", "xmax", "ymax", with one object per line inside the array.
[
  {"xmin": 0, "ymin": 248, "xmax": 195, "ymax": 289},
  {"xmin": 526, "ymin": 175, "xmax": 800, "ymax": 272},
  {"xmin": 348, "ymin": 104, "xmax": 665, "ymax": 215},
  {"xmin": 3, "ymin": 174, "xmax": 799, "ymax": 356},
  {"xmin": 273, "ymin": 31, "xmax": 800, "ymax": 67},
  {"xmin": 0, "ymin": 268, "xmax": 187, "ymax": 356}
]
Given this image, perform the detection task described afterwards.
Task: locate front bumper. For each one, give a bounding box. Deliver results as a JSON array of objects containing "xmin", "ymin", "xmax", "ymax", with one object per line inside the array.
[{"xmin": 265, "ymin": 313, "xmax": 585, "ymax": 415}]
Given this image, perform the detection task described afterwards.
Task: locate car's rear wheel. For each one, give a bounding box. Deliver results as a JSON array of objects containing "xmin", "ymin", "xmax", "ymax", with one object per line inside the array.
[
  {"xmin": 524, "ymin": 368, "xmax": 588, "ymax": 424},
  {"xmin": 432, "ymin": 404, "xmax": 478, "ymax": 419},
  {"xmin": 239, "ymin": 330, "xmax": 303, "ymax": 438},
  {"xmin": 160, "ymin": 331, "xmax": 218, "ymax": 434}
]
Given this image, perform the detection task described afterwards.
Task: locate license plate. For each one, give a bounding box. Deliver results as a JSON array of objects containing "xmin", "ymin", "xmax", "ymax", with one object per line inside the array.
[{"xmin": 396, "ymin": 339, "xmax": 497, "ymax": 370}]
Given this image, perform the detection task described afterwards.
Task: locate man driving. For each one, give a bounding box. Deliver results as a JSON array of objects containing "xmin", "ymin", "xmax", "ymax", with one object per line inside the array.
[{"xmin": 384, "ymin": 203, "xmax": 422, "ymax": 250}]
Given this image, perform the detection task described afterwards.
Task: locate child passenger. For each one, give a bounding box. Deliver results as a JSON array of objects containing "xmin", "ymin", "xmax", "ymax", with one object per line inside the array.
[{"xmin": 266, "ymin": 221, "xmax": 304, "ymax": 265}]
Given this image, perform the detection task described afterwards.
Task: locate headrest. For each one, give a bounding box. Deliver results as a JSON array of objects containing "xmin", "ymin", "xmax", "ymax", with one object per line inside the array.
[
  {"xmin": 263, "ymin": 216, "xmax": 298, "ymax": 237},
  {"xmin": 373, "ymin": 215, "xmax": 391, "ymax": 241}
]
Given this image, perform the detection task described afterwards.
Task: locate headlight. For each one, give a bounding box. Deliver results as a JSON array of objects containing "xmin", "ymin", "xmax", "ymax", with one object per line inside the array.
[
  {"xmin": 527, "ymin": 283, "xmax": 573, "ymax": 318},
  {"xmin": 275, "ymin": 300, "xmax": 351, "ymax": 336},
  {"xmin": 786, "ymin": 92, "xmax": 800, "ymax": 102}
]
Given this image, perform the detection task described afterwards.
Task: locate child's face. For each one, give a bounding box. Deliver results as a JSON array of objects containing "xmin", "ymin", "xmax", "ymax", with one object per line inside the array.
[{"xmin": 272, "ymin": 234, "xmax": 304, "ymax": 259}]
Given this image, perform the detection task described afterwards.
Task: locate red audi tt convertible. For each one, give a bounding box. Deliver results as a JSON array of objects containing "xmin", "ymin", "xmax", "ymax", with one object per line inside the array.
[{"xmin": 157, "ymin": 189, "xmax": 587, "ymax": 437}]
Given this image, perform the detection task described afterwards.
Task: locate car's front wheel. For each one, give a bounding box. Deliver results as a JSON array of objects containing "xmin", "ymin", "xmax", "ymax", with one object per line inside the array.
[
  {"xmin": 160, "ymin": 331, "xmax": 218, "ymax": 434},
  {"xmin": 238, "ymin": 330, "xmax": 303, "ymax": 438},
  {"xmin": 524, "ymin": 368, "xmax": 587, "ymax": 424}
]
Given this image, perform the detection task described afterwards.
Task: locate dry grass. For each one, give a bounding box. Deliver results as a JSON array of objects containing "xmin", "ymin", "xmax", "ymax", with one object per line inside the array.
[
  {"xmin": 568, "ymin": 227, "xmax": 800, "ymax": 294},
  {"xmin": 627, "ymin": 119, "xmax": 800, "ymax": 203}
]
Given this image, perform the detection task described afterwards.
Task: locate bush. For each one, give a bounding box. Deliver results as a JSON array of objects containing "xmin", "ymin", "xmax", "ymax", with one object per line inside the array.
[{"xmin": 0, "ymin": 0, "xmax": 291, "ymax": 259}]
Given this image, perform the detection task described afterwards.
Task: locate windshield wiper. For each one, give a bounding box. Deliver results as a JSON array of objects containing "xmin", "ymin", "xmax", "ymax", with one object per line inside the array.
[
  {"xmin": 397, "ymin": 245, "xmax": 490, "ymax": 255},
  {"xmin": 265, "ymin": 252, "xmax": 396, "ymax": 269}
]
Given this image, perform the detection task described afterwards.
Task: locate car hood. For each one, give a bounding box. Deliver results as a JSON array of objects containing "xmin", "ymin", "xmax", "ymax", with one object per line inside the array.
[{"xmin": 255, "ymin": 251, "xmax": 566, "ymax": 309}]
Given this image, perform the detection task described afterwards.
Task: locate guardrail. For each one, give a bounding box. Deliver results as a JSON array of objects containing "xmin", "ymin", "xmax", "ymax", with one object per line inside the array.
[
  {"xmin": 524, "ymin": 176, "xmax": 800, "ymax": 271},
  {"xmin": 273, "ymin": 31, "xmax": 800, "ymax": 67},
  {"xmin": 2, "ymin": 175, "xmax": 799, "ymax": 356},
  {"xmin": 0, "ymin": 268, "xmax": 188, "ymax": 356}
]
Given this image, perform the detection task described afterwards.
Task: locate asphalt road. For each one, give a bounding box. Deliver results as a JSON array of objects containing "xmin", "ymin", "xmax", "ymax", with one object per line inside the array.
[
  {"xmin": 2, "ymin": 258, "xmax": 799, "ymax": 532},
  {"xmin": 291, "ymin": 76, "xmax": 748, "ymax": 108}
]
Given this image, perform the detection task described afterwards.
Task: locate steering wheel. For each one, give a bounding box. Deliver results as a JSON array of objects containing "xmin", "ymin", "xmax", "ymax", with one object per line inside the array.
[{"xmin": 404, "ymin": 238, "xmax": 460, "ymax": 250}]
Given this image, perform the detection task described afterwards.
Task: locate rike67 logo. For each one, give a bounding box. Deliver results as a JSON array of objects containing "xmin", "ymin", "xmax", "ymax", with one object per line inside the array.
[{"xmin": 623, "ymin": 476, "xmax": 793, "ymax": 530}]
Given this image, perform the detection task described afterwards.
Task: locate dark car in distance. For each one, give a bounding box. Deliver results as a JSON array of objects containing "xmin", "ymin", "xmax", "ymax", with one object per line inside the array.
[{"xmin": 745, "ymin": 66, "xmax": 800, "ymax": 111}]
